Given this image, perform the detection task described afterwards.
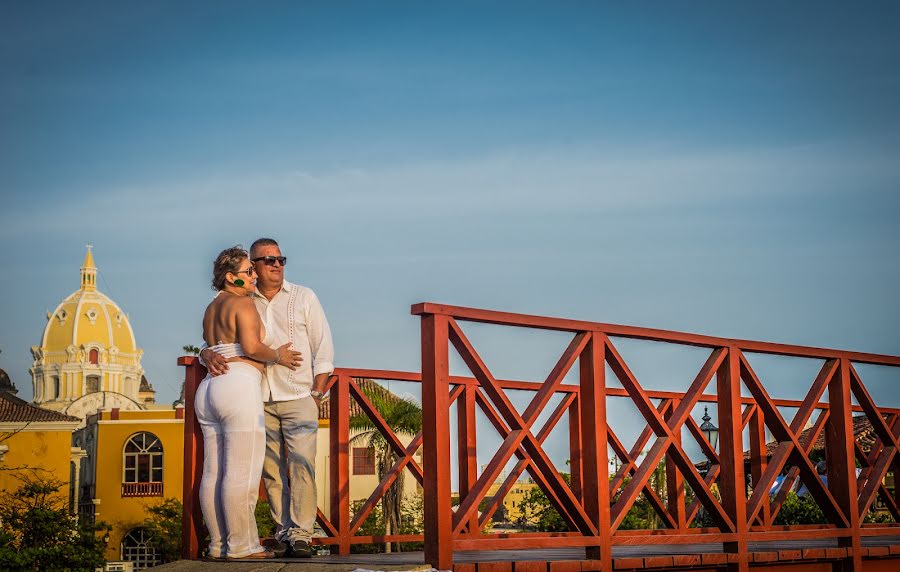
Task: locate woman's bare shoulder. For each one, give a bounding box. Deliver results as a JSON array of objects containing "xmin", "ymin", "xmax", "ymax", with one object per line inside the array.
[{"xmin": 219, "ymin": 295, "xmax": 257, "ymax": 315}]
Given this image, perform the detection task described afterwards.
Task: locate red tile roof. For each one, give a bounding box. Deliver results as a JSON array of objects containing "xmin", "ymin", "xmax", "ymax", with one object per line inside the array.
[
  {"xmin": 743, "ymin": 414, "xmax": 881, "ymax": 460},
  {"xmin": 0, "ymin": 392, "xmax": 81, "ymax": 424},
  {"xmin": 318, "ymin": 378, "xmax": 405, "ymax": 420}
]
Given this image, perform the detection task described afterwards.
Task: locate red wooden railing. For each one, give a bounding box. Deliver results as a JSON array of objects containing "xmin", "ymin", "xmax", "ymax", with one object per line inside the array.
[
  {"xmin": 413, "ymin": 303, "xmax": 900, "ymax": 571},
  {"xmin": 180, "ymin": 303, "xmax": 900, "ymax": 572}
]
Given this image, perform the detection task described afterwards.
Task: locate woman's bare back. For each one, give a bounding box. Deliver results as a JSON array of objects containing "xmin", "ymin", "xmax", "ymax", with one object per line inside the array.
[{"xmin": 203, "ymin": 293, "xmax": 266, "ymax": 372}]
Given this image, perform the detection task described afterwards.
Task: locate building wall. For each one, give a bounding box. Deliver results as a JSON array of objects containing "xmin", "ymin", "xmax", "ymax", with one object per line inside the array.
[
  {"xmin": 87, "ymin": 409, "xmax": 184, "ymax": 562},
  {"xmin": 500, "ymin": 482, "xmax": 538, "ymax": 521},
  {"xmin": 314, "ymin": 421, "xmax": 423, "ymax": 519},
  {"xmin": 0, "ymin": 427, "xmax": 74, "ymax": 499}
]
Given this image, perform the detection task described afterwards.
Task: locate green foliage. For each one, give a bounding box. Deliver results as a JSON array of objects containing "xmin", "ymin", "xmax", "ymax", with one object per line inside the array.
[
  {"xmin": 182, "ymin": 345, "xmax": 201, "ymax": 355},
  {"xmin": 611, "ymin": 464, "xmax": 672, "ymax": 531},
  {"xmin": 255, "ymin": 499, "xmax": 277, "ymax": 539},
  {"xmin": 0, "ymin": 472, "xmax": 110, "ymax": 572},
  {"xmin": 348, "ymin": 495, "xmax": 425, "ymax": 553},
  {"xmin": 513, "ymin": 474, "xmax": 570, "ymax": 532},
  {"xmin": 617, "ymin": 497, "xmax": 660, "ymax": 530},
  {"xmin": 397, "ymin": 495, "xmax": 425, "ymax": 551},
  {"xmin": 863, "ymin": 509, "xmax": 896, "ymax": 524},
  {"xmin": 142, "ymin": 498, "xmax": 182, "ymax": 564},
  {"xmin": 350, "ymin": 499, "xmax": 385, "ymax": 553},
  {"xmin": 773, "ymin": 492, "xmax": 827, "ymax": 525}
]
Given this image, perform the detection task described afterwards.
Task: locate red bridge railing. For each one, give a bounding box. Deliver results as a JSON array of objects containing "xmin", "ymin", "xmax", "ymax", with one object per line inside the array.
[
  {"xmin": 179, "ymin": 303, "xmax": 900, "ymax": 571},
  {"xmin": 413, "ymin": 303, "xmax": 900, "ymax": 571}
]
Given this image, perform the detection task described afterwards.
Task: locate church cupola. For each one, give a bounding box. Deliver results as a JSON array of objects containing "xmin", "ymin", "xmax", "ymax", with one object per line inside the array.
[
  {"xmin": 30, "ymin": 246, "xmax": 148, "ymax": 417},
  {"xmin": 80, "ymin": 245, "xmax": 97, "ymax": 291}
]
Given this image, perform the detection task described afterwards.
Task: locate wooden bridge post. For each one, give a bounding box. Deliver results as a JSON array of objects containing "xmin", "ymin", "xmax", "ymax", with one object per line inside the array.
[
  {"xmin": 717, "ymin": 347, "xmax": 749, "ymax": 572},
  {"xmin": 665, "ymin": 397, "xmax": 687, "ymax": 529},
  {"xmin": 581, "ymin": 332, "xmax": 612, "ymax": 570},
  {"xmin": 457, "ymin": 382, "xmax": 479, "ymax": 535},
  {"xmin": 329, "ymin": 372, "xmax": 351, "ymax": 555},
  {"xmin": 827, "ymin": 357, "xmax": 862, "ymax": 571},
  {"xmin": 178, "ymin": 357, "xmax": 206, "ymax": 560},
  {"xmin": 421, "ymin": 313, "xmax": 453, "ymax": 570}
]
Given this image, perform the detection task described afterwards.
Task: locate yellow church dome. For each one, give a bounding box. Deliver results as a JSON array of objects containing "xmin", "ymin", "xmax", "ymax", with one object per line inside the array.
[
  {"xmin": 41, "ymin": 247, "xmax": 139, "ymax": 355},
  {"xmin": 30, "ymin": 247, "xmax": 151, "ymax": 416}
]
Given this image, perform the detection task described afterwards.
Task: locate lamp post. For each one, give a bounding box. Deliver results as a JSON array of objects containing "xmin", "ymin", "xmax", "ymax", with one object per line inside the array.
[{"xmin": 699, "ymin": 406, "xmax": 719, "ymax": 474}]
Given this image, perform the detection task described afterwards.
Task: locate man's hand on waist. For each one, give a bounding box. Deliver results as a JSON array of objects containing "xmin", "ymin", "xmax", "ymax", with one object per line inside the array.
[{"xmin": 201, "ymin": 348, "xmax": 229, "ymax": 376}]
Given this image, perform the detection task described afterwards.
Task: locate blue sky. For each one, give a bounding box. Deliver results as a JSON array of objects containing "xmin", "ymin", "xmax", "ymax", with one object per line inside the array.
[{"xmin": 2, "ymin": 2, "xmax": 899, "ymax": 461}]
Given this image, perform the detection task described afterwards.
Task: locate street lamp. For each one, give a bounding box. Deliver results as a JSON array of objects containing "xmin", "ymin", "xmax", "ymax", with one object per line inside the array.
[{"xmin": 699, "ymin": 406, "xmax": 719, "ymax": 472}]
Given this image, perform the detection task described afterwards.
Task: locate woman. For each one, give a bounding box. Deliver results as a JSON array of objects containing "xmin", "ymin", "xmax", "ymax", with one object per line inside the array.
[{"xmin": 195, "ymin": 246, "xmax": 303, "ymax": 560}]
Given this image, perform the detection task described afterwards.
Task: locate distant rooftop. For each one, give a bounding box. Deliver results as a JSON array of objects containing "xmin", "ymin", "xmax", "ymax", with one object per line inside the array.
[{"xmin": 0, "ymin": 392, "xmax": 81, "ymax": 424}]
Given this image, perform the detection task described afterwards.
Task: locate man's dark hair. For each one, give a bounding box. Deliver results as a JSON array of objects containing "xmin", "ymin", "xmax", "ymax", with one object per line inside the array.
[{"xmin": 249, "ymin": 238, "xmax": 279, "ymax": 257}]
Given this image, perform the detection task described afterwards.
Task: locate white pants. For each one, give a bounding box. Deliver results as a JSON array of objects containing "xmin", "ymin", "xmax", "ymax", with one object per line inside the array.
[{"xmin": 195, "ymin": 363, "xmax": 266, "ymax": 558}]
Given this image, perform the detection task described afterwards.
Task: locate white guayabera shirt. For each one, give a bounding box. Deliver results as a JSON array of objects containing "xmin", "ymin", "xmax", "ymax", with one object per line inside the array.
[{"xmin": 251, "ymin": 280, "xmax": 334, "ymax": 402}]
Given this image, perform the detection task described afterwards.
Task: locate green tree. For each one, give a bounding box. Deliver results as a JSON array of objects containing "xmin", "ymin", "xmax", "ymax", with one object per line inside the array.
[
  {"xmin": 182, "ymin": 345, "xmax": 201, "ymax": 356},
  {"xmin": 513, "ymin": 474, "xmax": 571, "ymax": 532},
  {"xmin": 0, "ymin": 471, "xmax": 110, "ymax": 572},
  {"xmin": 142, "ymin": 498, "xmax": 182, "ymax": 564},
  {"xmin": 773, "ymin": 492, "xmax": 827, "ymax": 525},
  {"xmin": 349, "ymin": 380, "xmax": 422, "ymax": 553}
]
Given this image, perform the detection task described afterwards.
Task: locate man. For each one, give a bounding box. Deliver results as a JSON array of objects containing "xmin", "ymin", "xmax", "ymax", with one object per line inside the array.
[{"xmin": 202, "ymin": 238, "xmax": 334, "ymax": 558}]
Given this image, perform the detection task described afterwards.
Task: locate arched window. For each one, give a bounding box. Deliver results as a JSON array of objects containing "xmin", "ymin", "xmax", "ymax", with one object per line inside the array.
[
  {"xmin": 121, "ymin": 527, "xmax": 161, "ymax": 569},
  {"xmin": 89, "ymin": 348, "xmax": 99, "ymax": 364},
  {"xmin": 122, "ymin": 432, "xmax": 163, "ymax": 497},
  {"xmin": 52, "ymin": 376, "xmax": 60, "ymax": 399}
]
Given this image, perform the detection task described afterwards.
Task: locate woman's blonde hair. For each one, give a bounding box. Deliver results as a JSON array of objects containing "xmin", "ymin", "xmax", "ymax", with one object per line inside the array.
[{"xmin": 211, "ymin": 246, "xmax": 248, "ymax": 291}]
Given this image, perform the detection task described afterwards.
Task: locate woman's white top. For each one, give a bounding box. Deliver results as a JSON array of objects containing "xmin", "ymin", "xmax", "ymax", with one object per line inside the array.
[{"xmin": 208, "ymin": 342, "xmax": 246, "ymax": 359}]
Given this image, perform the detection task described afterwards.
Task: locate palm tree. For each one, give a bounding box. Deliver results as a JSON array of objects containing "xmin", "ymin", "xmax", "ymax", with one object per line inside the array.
[{"xmin": 349, "ymin": 380, "xmax": 422, "ymax": 553}]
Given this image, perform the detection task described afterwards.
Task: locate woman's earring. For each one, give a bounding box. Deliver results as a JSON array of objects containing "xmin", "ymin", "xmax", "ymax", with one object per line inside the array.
[{"xmin": 234, "ymin": 279, "xmax": 245, "ymax": 287}]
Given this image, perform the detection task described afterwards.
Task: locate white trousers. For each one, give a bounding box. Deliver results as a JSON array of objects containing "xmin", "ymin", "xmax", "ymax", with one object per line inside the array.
[{"xmin": 195, "ymin": 363, "xmax": 266, "ymax": 558}]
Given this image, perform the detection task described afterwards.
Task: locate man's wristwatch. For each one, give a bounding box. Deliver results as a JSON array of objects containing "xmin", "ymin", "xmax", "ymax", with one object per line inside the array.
[{"xmin": 310, "ymin": 390, "xmax": 324, "ymax": 400}]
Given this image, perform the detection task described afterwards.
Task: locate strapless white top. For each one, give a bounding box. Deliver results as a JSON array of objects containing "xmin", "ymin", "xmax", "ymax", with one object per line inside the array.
[{"xmin": 208, "ymin": 342, "xmax": 246, "ymax": 358}]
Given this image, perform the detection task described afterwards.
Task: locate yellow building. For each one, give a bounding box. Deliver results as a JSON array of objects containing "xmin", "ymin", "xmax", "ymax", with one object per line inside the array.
[
  {"xmin": 500, "ymin": 480, "xmax": 539, "ymax": 522},
  {"xmin": 31, "ymin": 247, "xmax": 154, "ymax": 418},
  {"xmin": 20, "ymin": 248, "xmax": 180, "ymax": 570},
  {"xmin": 0, "ymin": 370, "xmax": 82, "ymax": 506},
  {"xmin": 75, "ymin": 407, "xmax": 185, "ymax": 569}
]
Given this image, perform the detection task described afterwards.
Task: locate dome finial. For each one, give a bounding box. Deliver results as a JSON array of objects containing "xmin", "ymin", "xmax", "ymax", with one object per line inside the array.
[{"xmin": 81, "ymin": 244, "xmax": 97, "ymax": 290}]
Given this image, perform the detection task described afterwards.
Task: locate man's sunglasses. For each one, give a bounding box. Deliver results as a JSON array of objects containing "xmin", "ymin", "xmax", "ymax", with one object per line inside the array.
[{"xmin": 252, "ymin": 256, "xmax": 287, "ymax": 267}]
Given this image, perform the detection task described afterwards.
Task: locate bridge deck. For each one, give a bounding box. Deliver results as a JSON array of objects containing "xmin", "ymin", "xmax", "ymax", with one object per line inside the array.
[{"xmin": 232, "ymin": 538, "xmax": 900, "ymax": 571}]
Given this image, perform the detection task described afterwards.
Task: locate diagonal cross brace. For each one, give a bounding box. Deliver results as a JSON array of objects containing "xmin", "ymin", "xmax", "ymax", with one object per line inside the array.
[
  {"xmin": 745, "ymin": 359, "xmax": 836, "ymax": 524},
  {"xmin": 607, "ymin": 423, "xmax": 677, "ymax": 529},
  {"xmin": 606, "ymin": 342, "xmax": 733, "ymax": 532},
  {"xmin": 448, "ymin": 320, "xmax": 596, "ymax": 536},
  {"xmin": 739, "ymin": 354, "xmax": 849, "ymax": 527},
  {"xmin": 476, "ymin": 391, "xmax": 578, "ymax": 530}
]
